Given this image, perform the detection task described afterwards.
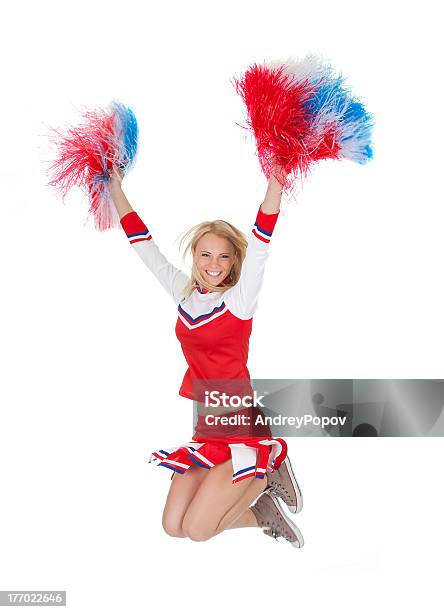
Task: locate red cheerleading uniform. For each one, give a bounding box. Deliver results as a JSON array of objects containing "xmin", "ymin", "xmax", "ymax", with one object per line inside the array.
[{"xmin": 120, "ymin": 205, "xmax": 287, "ymax": 483}]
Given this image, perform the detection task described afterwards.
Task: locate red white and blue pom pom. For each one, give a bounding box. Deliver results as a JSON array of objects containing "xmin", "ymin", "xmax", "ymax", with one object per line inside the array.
[
  {"xmin": 232, "ymin": 54, "xmax": 374, "ymax": 192},
  {"xmin": 46, "ymin": 101, "xmax": 138, "ymax": 230}
]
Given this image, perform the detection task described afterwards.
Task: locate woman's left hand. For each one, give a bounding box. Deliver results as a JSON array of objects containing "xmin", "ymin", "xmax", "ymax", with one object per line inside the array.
[
  {"xmin": 271, "ymin": 158, "xmax": 288, "ymax": 186},
  {"xmin": 109, "ymin": 165, "xmax": 125, "ymax": 193}
]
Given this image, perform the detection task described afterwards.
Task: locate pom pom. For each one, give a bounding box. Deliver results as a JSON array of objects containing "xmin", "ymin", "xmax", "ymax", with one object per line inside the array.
[
  {"xmin": 232, "ymin": 54, "xmax": 374, "ymax": 192},
  {"xmin": 46, "ymin": 101, "xmax": 139, "ymax": 230}
]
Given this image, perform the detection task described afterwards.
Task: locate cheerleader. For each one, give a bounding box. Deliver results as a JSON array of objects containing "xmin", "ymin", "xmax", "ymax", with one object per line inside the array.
[
  {"xmin": 109, "ymin": 162, "xmax": 304, "ymax": 547},
  {"xmin": 46, "ymin": 55, "xmax": 373, "ymax": 547}
]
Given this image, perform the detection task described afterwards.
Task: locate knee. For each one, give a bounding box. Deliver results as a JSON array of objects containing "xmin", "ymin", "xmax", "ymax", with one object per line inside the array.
[
  {"xmin": 162, "ymin": 514, "xmax": 186, "ymax": 538},
  {"xmin": 182, "ymin": 515, "xmax": 216, "ymax": 542},
  {"xmin": 185, "ymin": 526, "xmax": 215, "ymax": 542}
]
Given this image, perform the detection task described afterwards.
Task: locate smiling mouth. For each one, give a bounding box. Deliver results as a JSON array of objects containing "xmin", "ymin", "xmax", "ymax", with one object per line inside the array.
[{"xmin": 205, "ymin": 270, "xmax": 222, "ymax": 277}]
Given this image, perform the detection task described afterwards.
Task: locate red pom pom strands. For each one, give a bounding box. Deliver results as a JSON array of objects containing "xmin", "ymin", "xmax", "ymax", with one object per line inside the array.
[
  {"xmin": 46, "ymin": 102, "xmax": 138, "ymax": 230},
  {"xmin": 233, "ymin": 62, "xmax": 313, "ymax": 189},
  {"xmin": 232, "ymin": 55, "xmax": 374, "ymax": 193}
]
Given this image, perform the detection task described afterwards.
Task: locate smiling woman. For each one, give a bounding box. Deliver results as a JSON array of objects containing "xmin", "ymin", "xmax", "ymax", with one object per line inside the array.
[
  {"xmin": 178, "ymin": 217, "xmax": 247, "ymax": 298},
  {"xmin": 108, "ymin": 161, "xmax": 304, "ymax": 546},
  {"xmin": 197, "ymin": 235, "xmax": 234, "ymax": 283}
]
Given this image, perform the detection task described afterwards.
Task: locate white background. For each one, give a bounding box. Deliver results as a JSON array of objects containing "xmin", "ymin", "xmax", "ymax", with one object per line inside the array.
[{"xmin": 1, "ymin": 0, "xmax": 443, "ymax": 610}]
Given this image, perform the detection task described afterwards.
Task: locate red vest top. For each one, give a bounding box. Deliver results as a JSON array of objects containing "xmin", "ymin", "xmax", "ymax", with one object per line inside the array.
[{"xmin": 120, "ymin": 206, "xmax": 280, "ymax": 402}]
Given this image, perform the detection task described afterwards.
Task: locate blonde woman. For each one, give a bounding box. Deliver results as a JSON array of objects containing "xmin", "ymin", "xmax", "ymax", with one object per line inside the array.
[{"xmin": 110, "ymin": 162, "xmax": 303, "ymax": 546}]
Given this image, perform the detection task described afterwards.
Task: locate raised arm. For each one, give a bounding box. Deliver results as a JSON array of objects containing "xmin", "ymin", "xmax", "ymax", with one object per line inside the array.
[
  {"xmin": 260, "ymin": 161, "xmax": 286, "ymax": 215},
  {"xmin": 110, "ymin": 168, "xmax": 190, "ymax": 305},
  {"xmin": 224, "ymin": 163, "xmax": 286, "ymax": 319}
]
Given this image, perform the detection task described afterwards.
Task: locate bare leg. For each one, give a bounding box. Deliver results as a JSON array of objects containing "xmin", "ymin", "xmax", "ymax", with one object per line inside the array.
[
  {"xmin": 161, "ymin": 466, "xmax": 208, "ymax": 537},
  {"xmin": 214, "ymin": 475, "xmax": 265, "ymax": 533},
  {"xmin": 181, "ymin": 459, "xmax": 267, "ymax": 541},
  {"xmin": 224, "ymin": 509, "xmax": 258, "ymax": 529}
]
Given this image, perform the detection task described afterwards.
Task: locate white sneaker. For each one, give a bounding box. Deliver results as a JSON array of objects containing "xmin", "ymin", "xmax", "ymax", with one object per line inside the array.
[
  {"xmin": 266, "ymin": 456, "xmax": 303, "ymax": 514},
  {"xmin": 251, "ymin": 490, "xmax": 304, "ymax": 548}
]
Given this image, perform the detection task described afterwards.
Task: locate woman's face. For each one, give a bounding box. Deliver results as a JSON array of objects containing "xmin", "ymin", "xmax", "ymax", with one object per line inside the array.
[{"xmin": 194, "ymin": 232, "xmax": 235, "ymax": 286}]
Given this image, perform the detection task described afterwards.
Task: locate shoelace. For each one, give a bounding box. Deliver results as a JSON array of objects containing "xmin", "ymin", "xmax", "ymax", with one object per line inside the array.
[
  {"xmin": 266, "ymin": 523, "xmax": 287, "ymax": 541},
  {"xmin": 270, "ymin": 483, "xmax": 293, "ymax": 503}
]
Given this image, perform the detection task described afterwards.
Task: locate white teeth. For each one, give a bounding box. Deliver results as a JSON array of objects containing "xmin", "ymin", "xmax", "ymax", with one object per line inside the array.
[{"xmin": 206, "ymin": 270, "xmax": 221, "ymax": 276}]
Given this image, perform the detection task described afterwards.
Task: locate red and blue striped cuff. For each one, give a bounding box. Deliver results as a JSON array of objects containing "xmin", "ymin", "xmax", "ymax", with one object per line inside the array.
[
  {"xmin": 120, "ymin": 211, "xmax": 152, "ymax": 244},
  {"xmin": 252, "ymin": 206, "xmax": 280, "ymax": 244}
]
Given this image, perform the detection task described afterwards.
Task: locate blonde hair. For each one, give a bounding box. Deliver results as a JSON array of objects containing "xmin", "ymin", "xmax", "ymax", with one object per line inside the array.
[{"xmin": 178, "ymin": 219, "xmax": 248, "ymax": 299}]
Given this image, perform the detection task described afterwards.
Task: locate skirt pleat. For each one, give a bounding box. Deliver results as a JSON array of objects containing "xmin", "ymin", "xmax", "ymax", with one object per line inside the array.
[{"xmin": 149, "ymin": 437, "xmax": 287, "ymax": 484}]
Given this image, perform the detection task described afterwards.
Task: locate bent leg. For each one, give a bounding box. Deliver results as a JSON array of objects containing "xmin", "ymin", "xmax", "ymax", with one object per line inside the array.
[
  {"xmin": 224, "ymin": 509, "xmax": 258, "ymax": 529},
  {"xmin": 162, "ymin": 466, "xmax": 208, "ymax": 537},
  {"xmin": 182, "ymin": 460, "xmax": 267, "ymax": 541}
]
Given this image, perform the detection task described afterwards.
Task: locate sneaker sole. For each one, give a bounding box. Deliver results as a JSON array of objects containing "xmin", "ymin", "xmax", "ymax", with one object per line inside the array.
[{"xmin": 267, "ymin": 493, "xmax": 304, "ymax": 548}]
